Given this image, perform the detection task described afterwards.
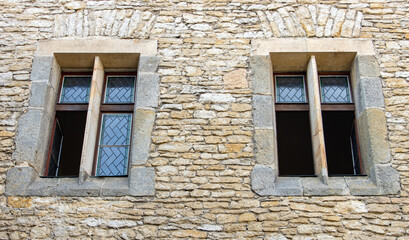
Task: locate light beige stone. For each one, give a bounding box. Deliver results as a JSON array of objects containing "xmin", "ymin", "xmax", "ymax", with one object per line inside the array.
[{"xmin": 223, "ymin": 69, "xmax": 248, "ymax": 90}]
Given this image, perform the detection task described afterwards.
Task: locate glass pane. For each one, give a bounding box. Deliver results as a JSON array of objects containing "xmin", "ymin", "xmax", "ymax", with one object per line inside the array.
[
  {"xmin": 60, "ymin": 76, "xmax": 92, "ymax": 103},
  {"xmin": 320, "ymin": 76, "xmax": 351, "ymax": 103},
  {"xmin": 47, "ymin": 119, "xmax": 63, "ymax": 176},
  {"xmin": 97, "ymin": 113, "xmax": 132, "ymax": 176},
  {"xmin": 100, "ymin": 114, "xmax": 132, "ymax": 145},
  {"xmin": 104, "ymin": 76, "xmax": 135, "ymax": 103},
  {"xmin": 276, "ymin": 76, "xmax": 306, "ymax": 103},
  {"xmin": 97, "ymin": 146, "xmax": 129, "ymax": 176}
]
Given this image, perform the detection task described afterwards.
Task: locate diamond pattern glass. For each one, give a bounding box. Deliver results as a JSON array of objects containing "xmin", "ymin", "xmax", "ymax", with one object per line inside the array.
[
  {"xmin": 60, "ymin": 76, "xmax": 92, "ymax": 103},
  {"xmin": 96, "ymin": 114, "xmax": 132, "ymax": 176},
  {"xmin": 276, "ymin": 76, "xmax": 306, "ymax": 103},
  {"xmin": 320, "ymin": 76, "xmax": 351, "ymax": 103},
  {"xmin": 104, "ymin": 76, "xmax": 135, "ymax": 103}
]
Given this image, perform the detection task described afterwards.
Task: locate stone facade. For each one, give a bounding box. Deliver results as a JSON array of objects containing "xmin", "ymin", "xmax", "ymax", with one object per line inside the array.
[{"xmin": 1, "ymin": 0, "xmax": 409, "ymax": 239}]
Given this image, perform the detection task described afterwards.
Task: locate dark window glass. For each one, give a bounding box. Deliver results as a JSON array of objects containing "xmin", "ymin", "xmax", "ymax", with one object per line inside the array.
[
  {"xmin": 47, "ymin": 120, "xmax": 63, "ymax": 177},
  {"xmin": 276, "ymin": 76, "xmax": 306, "ymax": 103},
  {"xmin": 104, "ymin": 76, "xmax": 135, "ymax": 103},
  {"xmin": 96, "ymin": 113, "xmax": 132, "ymax": 176},
  {"xmin": 60, "ymin": 76, "xmax": 92, "ymax": 103}
]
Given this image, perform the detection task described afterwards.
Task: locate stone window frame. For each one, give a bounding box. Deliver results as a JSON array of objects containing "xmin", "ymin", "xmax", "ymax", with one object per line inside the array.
[
  {"xmin": 6, "ymin": 39, "xmax": 159, "ymax": 197},
  {"xmin": 250, "ymin": 39, "xmax": 400, "ymax": 196}
]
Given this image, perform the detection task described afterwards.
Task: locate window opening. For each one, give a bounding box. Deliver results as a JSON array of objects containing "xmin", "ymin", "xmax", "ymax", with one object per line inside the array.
[
  {"xmin": 275, "ymin": 75, "xmax": 315, "ymax": 176},
  {"xmin": 45, "ymin": 74, "xmax": 91, "ymax": 177},
  {"xmin": 319, "ymin": 74, "xmax": 363, "ymax": 176}
]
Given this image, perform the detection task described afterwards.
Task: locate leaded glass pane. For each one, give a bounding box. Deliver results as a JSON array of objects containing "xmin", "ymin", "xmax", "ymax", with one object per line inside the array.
[
  {"xmin": 96, "ymin": 114, "xmax": 132, "ymax": 176},
  {"xmin": 104, "ymin": 76, "xmax": 135, "ymax": 103},
  {"xmin": 276, "ymin": 76, "xmax": 306, "ymax": 103},
  {"xmin": 97, "ymin": 147, "xmax": 129, "ymax": 176},
  {"xmin": 320, "ymin": 76, "xmax": 351, "ymax": 103},
  {"xmin": 60, "ymin": 76, "xmax": 92, "ymax": 103}
]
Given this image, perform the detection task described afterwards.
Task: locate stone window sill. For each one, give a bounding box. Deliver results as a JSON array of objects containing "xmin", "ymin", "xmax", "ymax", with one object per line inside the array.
[
  {"xmin": 251, "ymin": 164, "xmax": 399, "ymax": 196},
  {"xmin": 6, "ymin": 167, "xmax": 155, "ymax": 197}
]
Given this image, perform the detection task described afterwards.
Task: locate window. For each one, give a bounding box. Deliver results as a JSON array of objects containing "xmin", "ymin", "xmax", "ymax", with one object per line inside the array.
[
  {"xmin": 250, "ymin": 39, "xmax": 400, "ymax": 196},
  {"xmin": 95, "ymin": 74, "xmax": 136, "ymax": 176},
  {"xmin": 46, "ymin": 74, "xmax": 92, "ymax": 177},
  {"xmin": 45, "ymin": 73, "xmax": 136, "ymax": 177},
  {"xmin": 274, "ymin": 73, "xmax": 362, "ymax": 177},
  {"xmin": 7, "ymin": 39, "xmax": 159, "ymax": 196},
  {"xmin": 274, "ymin": 75, "xmax": 314, "ymax": 176}
]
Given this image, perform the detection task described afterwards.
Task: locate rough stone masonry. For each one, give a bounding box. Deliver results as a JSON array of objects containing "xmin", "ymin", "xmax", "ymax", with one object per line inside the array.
[{"xmin": 1, "ymin": 0, "xmax": 409, "ymax": 239}]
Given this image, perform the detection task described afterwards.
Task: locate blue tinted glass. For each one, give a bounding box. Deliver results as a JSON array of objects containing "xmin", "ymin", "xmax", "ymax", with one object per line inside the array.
[
  {"xmin": 276, "ymin": 76, "xmax": 306, "ymax": 103},
  {"xmin": 60, "ymin": 76, "xmax": 92, "ymax": 103},
  {"xmin": 320, "ymin": 76, "xmax": 351, "ymax": 103},
  {"xmin": 96, "ymin": 114, "xmax": 132, "ymax": 176},
  {"xmin": 104, "ymin": 76, "xmax": 135, "ymax": 103}
]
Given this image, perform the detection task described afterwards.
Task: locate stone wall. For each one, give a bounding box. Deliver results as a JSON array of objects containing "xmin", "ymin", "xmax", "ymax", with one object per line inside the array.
[{"xmin": 1, "ymin": 0, "xmax": 409, "ymax": 239}]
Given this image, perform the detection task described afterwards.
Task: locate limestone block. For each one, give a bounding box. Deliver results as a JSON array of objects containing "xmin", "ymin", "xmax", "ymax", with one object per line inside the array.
[
  {"xmin": 357, "ymin": 108, "xmax": 391, "ymax": 168},
  {"xmin": 250, "ymin": 55, "xmax": 272, "ymax": 95},
  {"xmin": 101, "ymin": 177, "xmax": 129, "ymax": 196},
  {"xmin": 131, "ymin": 108, "xmax": 155, "ymax": 166},
  {"xmin": 29, "ymin": 81, "xmax": 57, "ymax": 115},
  {"xmin": 251, "ymin": 165, "xmax": 276, "ymax": 196},
  {"xmin": 135, "ymin": 73, "xmax": 159, "ymax": 108},
  {"xmin": 253, "ymin": 95, "xmax": 274, "ymax": 129},
  {"xmin": 302, "ymin": 177, "xmax": 349, "ymax": 196},
  {"xmin": 26, "ymin": 178, "xmax": 58, "ymax": 196},
  {"xmin": 129, "ymin": 167, "xmax": 155, "ymax": 196},
  {"xmin": 355, "ymin": 77, "xmax": 385, "ymax": 117},
  {"xmin": 374, "ymin": 165, "xmax": 400, "ymax": 194},
  {"xmin": 5, "ymin": 167, "xmax": 37, "ymax": 196},
  {"xmin": 30, "ymin": 56, "xmax": 53, "ymax": 81},
  {"xmin": 13, "ymin": 109, "xmax": 52, "ymax": 172},
  {"xmin": 345, "ymin": 177, "xmax": 380, "ymax": 195},
  {"xmin": 223, "ymin": 69, "xmax": 248, "ymax": 90},
  {"xmin": 55, "ymin": 178, "xmax": 103, "ymax": 196},
  {"xmin": 274, "ymin": 177, "xmax": 303, "ymax": 196},
  {"xmin": 199, "ymin": 93, "xmax": 236, "ymax": 104},
  {"xmin": 334, "ymin": 200, "xmax": 368, "ymax": 214},
  {"xmin": 254, "ymin": 129, "xmax": 276, "ymax": 165},
  {"xmin": 138, "ymin": 56, "xmax": 160, "ymax": 73}
]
